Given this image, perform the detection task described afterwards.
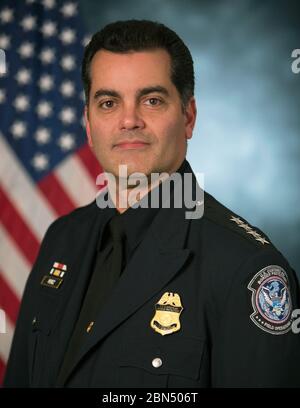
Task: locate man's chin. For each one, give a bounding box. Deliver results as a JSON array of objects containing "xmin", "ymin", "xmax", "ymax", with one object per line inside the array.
[
  {"xmin": 113, "ymin": 162, "xmax": 151, "ymax": 177},
  {"xmin": 104, "ymin": 163, "xmax": 153, "ymax": 189}
]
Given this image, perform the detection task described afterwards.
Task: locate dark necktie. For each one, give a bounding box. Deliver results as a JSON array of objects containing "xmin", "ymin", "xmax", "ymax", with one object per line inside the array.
[
  {"xmin": 56, "ymin": 214, "xmax": 125, "ymax": 385},
  {"xmin": 108, "ymin": 214, "xmax": 125, "ymax": 280},
  {"xmin": 82, "ymin": 214, "xmax": 126, "ymax": 323}
]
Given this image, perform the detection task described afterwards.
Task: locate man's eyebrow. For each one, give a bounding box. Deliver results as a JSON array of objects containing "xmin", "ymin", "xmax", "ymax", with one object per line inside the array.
[
  {"xmin": 93, "ymin": 89, "xmax": 120, "ymax": 100},
  {"xmin": 93, "ymin": 86, "xmax": 170, "ymax": 101},
  {"xmin": 137, "ymin": 86, "xmax": 170, "ymax": 98}
]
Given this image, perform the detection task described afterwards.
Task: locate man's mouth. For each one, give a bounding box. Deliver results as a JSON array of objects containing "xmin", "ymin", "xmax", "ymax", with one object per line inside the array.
[{"xmin": 113, "ymin": 140, "xmax": 150, "ymax": 150}]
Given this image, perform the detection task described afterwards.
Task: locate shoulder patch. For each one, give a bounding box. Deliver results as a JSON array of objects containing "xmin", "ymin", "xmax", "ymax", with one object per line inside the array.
[
  {"xmin": 230, "ymin": 216, "xmax": 269, "ymax": 245},
  {"xmin": 247, "ymin": 265, "xmax": 293, "ymax": 335}
]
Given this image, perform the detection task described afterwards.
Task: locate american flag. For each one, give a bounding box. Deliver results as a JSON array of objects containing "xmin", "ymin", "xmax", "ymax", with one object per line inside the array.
[{"xmin": 0, "ymin": 0, "xmax": 102, "ymax": 383}]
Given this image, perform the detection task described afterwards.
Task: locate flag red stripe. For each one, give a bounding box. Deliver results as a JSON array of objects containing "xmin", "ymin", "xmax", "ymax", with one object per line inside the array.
[
  {"xmin": 0, "ymin": 271, "xmax": 20, "ymax": 325},
  {"xmin": 0, "ymin": 186, "xmax": 40, "ymax": 265},
  {"xmin": 38, "ymin": 173, "xmax": 76, "ymax": 217},
  {"xmin": 0, "ymin": 357, "xmax": 5, "ymax": 386},
  {"xmin": 76, "ymin": 144, "xmax": 102, "ymax": 181}
]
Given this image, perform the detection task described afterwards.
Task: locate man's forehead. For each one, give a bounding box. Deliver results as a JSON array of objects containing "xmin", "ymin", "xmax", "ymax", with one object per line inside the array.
[
  {"xmin": 90, "ymin": 48, "xmax": 171, "ymax": 73},
  {"xmin": 89, "ymin": 48, "xmax": 174, "ymax": 93}
]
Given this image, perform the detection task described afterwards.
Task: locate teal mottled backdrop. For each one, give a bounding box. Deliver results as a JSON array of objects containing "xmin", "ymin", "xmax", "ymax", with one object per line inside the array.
[{"xmin": 79, "ymin": 0, "xmax": 300, "ymax": 273}]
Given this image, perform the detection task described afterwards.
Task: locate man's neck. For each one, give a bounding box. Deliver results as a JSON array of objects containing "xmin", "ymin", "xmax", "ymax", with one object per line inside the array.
[
  {"xmin": 106, "ymin": 159, "xmax": 188, "ymax": 213},
  {"xmin": 109, "ymin": 176, "xmax": 163, "ymax": 214}
]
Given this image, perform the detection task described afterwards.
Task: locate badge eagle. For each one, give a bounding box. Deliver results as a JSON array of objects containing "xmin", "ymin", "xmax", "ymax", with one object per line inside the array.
[{"xmin": 150, "ymin": 292, "xmax": 183, "ymax": 336}]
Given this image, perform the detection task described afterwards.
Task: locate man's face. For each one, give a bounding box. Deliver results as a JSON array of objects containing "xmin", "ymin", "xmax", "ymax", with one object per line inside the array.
[{"xmin": 85, "ymin": 48, "xmax": 196, "ymax": 180}]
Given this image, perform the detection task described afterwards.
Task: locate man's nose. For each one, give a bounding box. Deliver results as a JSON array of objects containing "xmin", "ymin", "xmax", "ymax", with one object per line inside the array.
[{"xmin": 119, "ymin": 103, "xmax": 145, "ymax": 131}]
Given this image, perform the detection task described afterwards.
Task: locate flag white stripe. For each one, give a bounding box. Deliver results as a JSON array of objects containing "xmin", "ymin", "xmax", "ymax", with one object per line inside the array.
[
  {"xmin": 0, "ymin": 135, "xmax": 56, "ymax": 240},
  {"xmin": 0, "ymin": 225, "xmax": 31, "ymax": 298},
  {"xmin": 0, "ymin": 317, "xmax": 14, "ymax": 364},
  {"xmin": 55, "ymin": 154, "xmax": 96, "ymax": 207}
]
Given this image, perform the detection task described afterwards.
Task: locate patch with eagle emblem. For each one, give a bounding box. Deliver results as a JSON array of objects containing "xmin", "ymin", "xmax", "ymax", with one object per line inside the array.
[{"xmin": 248, "ymin": 265, "xmax": 293, "ymax": 335}]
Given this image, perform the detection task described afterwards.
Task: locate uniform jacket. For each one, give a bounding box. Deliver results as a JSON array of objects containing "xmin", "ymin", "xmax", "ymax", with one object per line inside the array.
[{"xmin": 4, "ymin": 163, "xmax": 300, "ymax": 388}]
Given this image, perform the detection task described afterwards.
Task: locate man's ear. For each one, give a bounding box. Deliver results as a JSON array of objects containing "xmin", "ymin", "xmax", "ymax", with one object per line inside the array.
[
  {"xmin": 184, "ymin": 97, "xmax": 197, "ymax": 140},
  {"xmin": 84, "ymin": 105, "xmax": 93, "ymax": 147}
]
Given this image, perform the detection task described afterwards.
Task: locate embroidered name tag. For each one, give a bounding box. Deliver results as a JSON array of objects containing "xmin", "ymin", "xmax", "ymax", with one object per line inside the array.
[{"xmin": 41, "ymin": 275, "xmax": 63, "ymax": 289}]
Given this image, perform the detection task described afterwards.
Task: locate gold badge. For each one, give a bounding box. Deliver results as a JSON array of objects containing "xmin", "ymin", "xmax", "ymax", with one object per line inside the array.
[{"xmin": 150, "ymin": 292, "xmax": 183, "ymax": 336}]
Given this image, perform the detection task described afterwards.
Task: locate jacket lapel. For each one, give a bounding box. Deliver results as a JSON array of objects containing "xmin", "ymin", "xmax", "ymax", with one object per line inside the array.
[{"xmin": 53, "ymin": 202, "xmax": 114, "ymax": 378}]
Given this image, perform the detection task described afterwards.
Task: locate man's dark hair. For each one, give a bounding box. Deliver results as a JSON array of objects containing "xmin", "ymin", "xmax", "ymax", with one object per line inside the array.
[{"xmin": 82, "ymin": 19, "xmax": 194, "ymax": 109}]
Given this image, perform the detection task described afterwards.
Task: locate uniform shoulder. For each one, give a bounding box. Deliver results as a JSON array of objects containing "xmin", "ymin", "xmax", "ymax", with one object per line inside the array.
[
  {"xmin": 203, "ymin": 191, "xmax": 274, "ymax": 250},
  {"xmin": 46, "ymin": 200, "xmax": 98, "ymax": 235}
]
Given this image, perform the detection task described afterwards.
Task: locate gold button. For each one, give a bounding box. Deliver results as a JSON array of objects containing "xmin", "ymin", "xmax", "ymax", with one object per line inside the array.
[
  {"xmin": 152, "ymin": 357, "xmax": 162, "ymax": 368},
  {"xmin": 86, "ymin": 321, "xmax": 94, "ymax": 333}
]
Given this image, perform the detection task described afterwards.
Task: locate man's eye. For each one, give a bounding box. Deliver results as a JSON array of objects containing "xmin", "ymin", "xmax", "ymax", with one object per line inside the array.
[
  {"xmin": 99, "ymin": 100, "xmax": 115, "ymax": 109},
  {"xmin": 145, "ymin": 98, "xmax": 162, "ymax": 106}
]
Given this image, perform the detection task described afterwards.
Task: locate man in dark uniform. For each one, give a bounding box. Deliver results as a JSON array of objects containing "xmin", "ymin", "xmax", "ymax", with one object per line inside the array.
[{"xmin": 4, "ymin": 20, "xmax": 300, "ymax": 388}]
